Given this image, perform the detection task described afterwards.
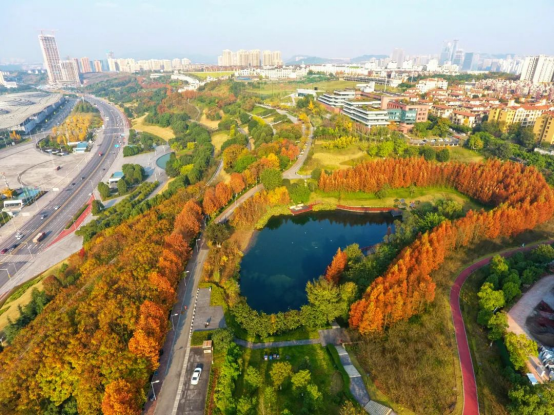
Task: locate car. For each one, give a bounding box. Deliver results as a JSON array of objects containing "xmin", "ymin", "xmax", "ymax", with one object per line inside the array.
[
  {"xmin": 71, "ymin": 182, "xmax": 76, "ymax": 186},
  {"xmin": 0, "ymin": 248, "xmax": 8, "ymax": 254},
  {"xmin": 41, "ymin": 214, "xmax": 47, "ymax": 220},
  {"xmin": 81, "ymin": 176, "xmax": 85, "ymax": 180},
  {"xmin": 16, "ymin": 234, "xmax": 23, "ymax": 240},
  {"xmin": 191, "ymin": 366, "xmax": 202, "ymax": 385},
  {"xmin": 54, "ymin": 205, "xmax": 60, "ymax": 210}
]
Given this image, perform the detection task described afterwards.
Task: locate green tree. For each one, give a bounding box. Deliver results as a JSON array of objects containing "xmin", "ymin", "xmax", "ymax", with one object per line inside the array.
[
  {"xmin": 508, "ymin": 383, "xmax": 554, "ymax": 415},
  {"xmin": 205, "ymin": 222, "xmax": 232, "ymax": 246},
  {"xmin": 244, "ymin": 367, "xmax": 262, "ymax": 390},
  {"xmin": 420, "ymin": 146, "xmax": 436, "ymax": 161},
  {"xmin": 302, "ymin": 277, "xmax": 342, "ymax": 328},
  {"xmin": 477, "ymin": 282, "xmax": 505, "ymax": 312},
  {"xmin": 490, "ymin": 255, "xmax": 509, "ymax": 276},
  {"xmin": 260, "ymin": 168, "xmax": 282, "ymax": 190},
  {"xmin": 236, "ymin": 395, "xmax": 256, "ymax": 415},
  {"xmin": 530, "ymin": 244, "xmax": 554, "ymax": 263},
  {"xmin": 502, "ymin": 281, "xmax": 521, "ymax": 303},
  {"xmin": 487, "ymin": 312, "xmax": 508, "ymax": 341},
  {"xmin": 270, "ymin": 362, "xmax": 292, "ymax": 389},
  {"xmin": 211, "ymin": 328, "xmax": 234, "ymax": 352},
  {"xmin": 117, "ymin": 178, "xmax": 128, "ymax": 195},
  {"xmin": 291, "ymin": 370, "xmax": 311, "ymax": 390},
  {"xmin": 505, "ymin": 332, "xmax": 538, "ymax": 370},
  {"xmin": 466, "ymin": 135, "xmax": 484, "ymax": 150},
  {"xmin": 97, "ymin": 182, "xmax": 111, "ymax": 199},
  {"xmin": 91, "ymin": 199, "xmax": 104, "ymax": 215},
  {"xmin": 436, "ymin": 148, "xmax": 450, "ymax": 162}
]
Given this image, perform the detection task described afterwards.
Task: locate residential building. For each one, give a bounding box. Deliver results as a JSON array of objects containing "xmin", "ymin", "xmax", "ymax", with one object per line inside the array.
[
  {"xmin": 263, "ymin": 50, "xmax": 273, "ymax": 66},
  {"xmin": 430, "ymin": 104, "xmax": 454, "ymax": 118},
  {"xmin": 59, "ymin": 60, "xmax": 80, "ymax": 85},
  {"xmin": 520, "ymin": 55, "xmax": 554, "ymax": 84},
  {"xmin": 272, "ymin": 51, "xmax": 283, "ymax": 66},
  {"xmin": 533, "ymin": 112, "xmax": 554, "ymax": 144},
  {"xmin": 342, "ymin": 100, "xmax": 390, "ymax": 129},
  {"xmin": 248, "ymin": 50, "xmax": 260, "ymax": 67},
  {"xmin": 38, "ymin": 33, "xmax": 63, "ymax": 84},
  {"xmin": 93, "ymin": 60, "xmax": 103, "ymax": 72},
  {"xmin": 107, "ymin": 58, "xmax": 118, "ymax": 72},
  {"xmin": 317, "ymin": 90, "xmax": 356, "ymax": 108},
  {"xmin": 80, "ymin": 57, "xmax": 92, "ymax": 73},
  {"xmin": 416, "ymin": 78, "xmax": 448, "ymax": 93},
  {"xmin": 386, "ymin": 101, "xmax": 429, "ymax": 132},
  {"xmin": 488, "ymin": 103, "xmax": 550, "ymax": 129},
  {"xmin": 450, "ymin": 110, "xmax": 476, "ymax": 128}
]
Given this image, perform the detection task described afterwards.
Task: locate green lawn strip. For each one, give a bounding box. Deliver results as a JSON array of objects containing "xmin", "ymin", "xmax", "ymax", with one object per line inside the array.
[
  {"xmin": 345, "ymin": 344, "xmax": 415, "ymax": 415},
  {"xmin": 326, "ymin": 345, "xmax": 358, "ymax": 403},
  {"xmin": 310, "ymin": 186, "xmax": 483, "ymax": 212},
  {"xmin": 65, "ymin": 203, "xmax": 88, "ymax": 229},
  {"xmin": 191, "ymin": 330, "xmax": 215, "ymax": 347},
  {"xmin": 1, "ymin": 274, "xmax": 44, "ymax": 307},
  {"xmin": 234, "ymin": 344, "xmax": 344, "ymax": 414}
]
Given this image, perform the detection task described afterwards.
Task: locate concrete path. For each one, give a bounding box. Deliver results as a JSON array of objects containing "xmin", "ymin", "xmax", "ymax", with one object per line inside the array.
[
  {"xmin": 508, "ymin": 275, "xmax": 554, "ymax": 339},
  {"xmin": 233, "ymin": 338, "xmax": 320, "ymax": 349}
]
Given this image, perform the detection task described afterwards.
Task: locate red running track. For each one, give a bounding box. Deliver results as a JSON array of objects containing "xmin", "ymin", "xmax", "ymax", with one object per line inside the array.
[
  {"xmin": 451, "ymin": 240, "xmax": 554, "ymax": 415},
  {"xmin": 47, "ymin": 196, "xmax": 94, "ymax": 248}
]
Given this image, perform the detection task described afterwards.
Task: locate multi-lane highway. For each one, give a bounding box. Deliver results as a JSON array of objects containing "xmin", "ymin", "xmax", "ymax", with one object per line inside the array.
[{"xmin": 0, "ymin": 95, "xmax": 127, "ymax": 293}]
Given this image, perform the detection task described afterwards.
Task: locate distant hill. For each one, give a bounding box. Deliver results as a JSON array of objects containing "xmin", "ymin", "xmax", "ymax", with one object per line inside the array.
[
  {"xmin": 286, "ymin": 55, "xmax": 332, "ymax": 65},
  {"xmin": 350, "ymin": 54, "xmax": 388, "ymax": 63}
]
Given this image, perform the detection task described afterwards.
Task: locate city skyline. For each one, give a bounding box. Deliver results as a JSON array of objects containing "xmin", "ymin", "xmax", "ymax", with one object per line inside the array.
[{"xmin": 1, "ymin": 0, "xmax": 553, "ymax": 64}]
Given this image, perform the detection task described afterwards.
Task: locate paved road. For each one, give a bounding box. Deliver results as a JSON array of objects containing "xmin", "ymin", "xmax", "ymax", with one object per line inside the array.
[
  {"xmin": 450, "ymin": 240, "xmax": 553, "ymax": 415},
  {"xmin": 0, "ymin": 96, "xmax": 127, "ymax": 296},
  {"xmin": 283, "ymin": 122, "xmax": 313, "ymax": 180}
]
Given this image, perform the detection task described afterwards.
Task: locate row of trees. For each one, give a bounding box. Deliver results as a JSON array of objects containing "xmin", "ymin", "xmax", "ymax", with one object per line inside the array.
[
  {"xmin": 0, "ymin": 181, "xmax": 205, "ymax": 413},
  {"xmin": 320, "ymin": 158, "xmax": 554, "ymax": 333}
]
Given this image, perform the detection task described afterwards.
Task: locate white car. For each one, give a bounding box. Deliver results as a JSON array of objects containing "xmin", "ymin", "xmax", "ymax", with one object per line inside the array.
[{"xmin": 191, "ymin": 366, "xmax": 202, "ymax": 385}]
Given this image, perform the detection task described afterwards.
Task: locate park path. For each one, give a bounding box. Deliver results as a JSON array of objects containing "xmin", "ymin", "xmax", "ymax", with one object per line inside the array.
[{"xmin": 451, "ymin": 239, "xmax": 554, "ymax": 416}]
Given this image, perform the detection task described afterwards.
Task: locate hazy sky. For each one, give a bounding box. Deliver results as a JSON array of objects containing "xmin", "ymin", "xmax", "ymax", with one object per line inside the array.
[{"xmin": 1, "ymin": 0, "xmax": 553, "ymax": 63}]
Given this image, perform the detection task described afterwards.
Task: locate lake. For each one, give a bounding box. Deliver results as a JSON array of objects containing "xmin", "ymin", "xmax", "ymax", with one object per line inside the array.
[
  {"xmin": 240, "ymin": 210, "xmax": 395, "ymax": 314},
  {"xmin": 156, "ymin": 153, "xmax": 171, "ymax": 169}
]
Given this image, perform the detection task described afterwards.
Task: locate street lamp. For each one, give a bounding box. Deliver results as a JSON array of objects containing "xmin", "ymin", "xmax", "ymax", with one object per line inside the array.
[{"xmin": 151, "ymin": 380, "xmax": 160, "ymax": 401}]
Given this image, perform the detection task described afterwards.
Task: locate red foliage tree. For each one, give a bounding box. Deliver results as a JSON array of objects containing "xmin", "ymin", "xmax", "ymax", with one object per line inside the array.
[{"xmin": 325, "ymin": 248, "xmax": 348, "ymax": 284}]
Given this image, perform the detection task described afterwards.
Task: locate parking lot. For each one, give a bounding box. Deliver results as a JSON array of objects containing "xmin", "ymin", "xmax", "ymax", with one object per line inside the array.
[{"xmin": 176, "ymin": 348, "xmax": 212, "ymax": 415}]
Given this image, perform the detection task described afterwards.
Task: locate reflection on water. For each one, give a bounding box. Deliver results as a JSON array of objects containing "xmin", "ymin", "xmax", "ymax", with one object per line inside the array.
[{"xmin": 240, "ymin": 210, "xmax": 395, "ymax": 314}]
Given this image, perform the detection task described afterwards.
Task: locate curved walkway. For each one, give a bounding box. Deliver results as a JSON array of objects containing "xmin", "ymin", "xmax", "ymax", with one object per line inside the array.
[{"xmin": 451, "ymin": 239, "xmax": 554, "ymax": 416}]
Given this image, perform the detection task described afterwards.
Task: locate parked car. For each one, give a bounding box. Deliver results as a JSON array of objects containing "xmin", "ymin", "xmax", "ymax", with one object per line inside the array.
[
  {"xmin": 191, "ymin": 366, "xmax": 202, "ymax": 385},
  {"xmin": 0, "ymin": 248, "xmax": 8, "ymax": 254},
  {"xmin": 54, "ymin": 205, "xmax": 60, "ymax": 210}
]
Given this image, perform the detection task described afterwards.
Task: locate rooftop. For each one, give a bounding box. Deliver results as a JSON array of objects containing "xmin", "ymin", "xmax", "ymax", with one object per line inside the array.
[{"xmin": 0, "ymin": 92, "xmax": 63, "ymax": 131}]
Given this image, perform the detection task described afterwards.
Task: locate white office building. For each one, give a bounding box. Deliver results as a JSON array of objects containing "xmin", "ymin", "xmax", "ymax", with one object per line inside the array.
[
  {"xmin": 317, "ymin": 90, "xmax": 356, "ymax": 107},
  {"xmin": 342, "ymin": 101, "xmax": 390, "ymax": 128}
]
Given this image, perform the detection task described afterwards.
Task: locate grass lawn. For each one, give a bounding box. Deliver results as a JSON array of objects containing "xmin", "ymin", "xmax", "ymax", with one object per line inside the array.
[
  {"xmin": 199, "ymin": 110, "xmax": 222, "ymax": 130},
  {"xmin": 310, "ymin": 186, "xmax": 483, "ymax": 212},
  {"xmin": 233, "ymin": 344, "xmax": 348, "ymax": 415},
  {"xmin": 211, "ymin": 131, "xmax": 229, "ymax": 155},
  {"xmin": 185, "ymin": 71, "xmax": 235, "ymax": 80},
  {"xmin": 300, "ymin": 143, "xmax": 370, "ymax": 174},
  {"xmin": 448, "ymin": 147, "xmax": 484, "ymax": 163},
  {"xmin": 0, "ymin": 257, "xmax": 71, "ymax": 331},
  {"xmin": 131, "ymin": 114, "xmax": 175, "ymax": 141}
]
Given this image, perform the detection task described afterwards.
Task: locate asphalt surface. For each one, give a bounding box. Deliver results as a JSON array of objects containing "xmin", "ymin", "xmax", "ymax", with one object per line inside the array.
[{"xmin": 0, "ymin": 95, "xmax": 127, "ymax": 292}]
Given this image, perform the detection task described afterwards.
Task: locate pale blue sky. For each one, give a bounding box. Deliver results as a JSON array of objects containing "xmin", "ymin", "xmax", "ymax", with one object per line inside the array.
[{"xmin": 1, "ymin": 0, "xmax": 552, "ymax": 63}]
